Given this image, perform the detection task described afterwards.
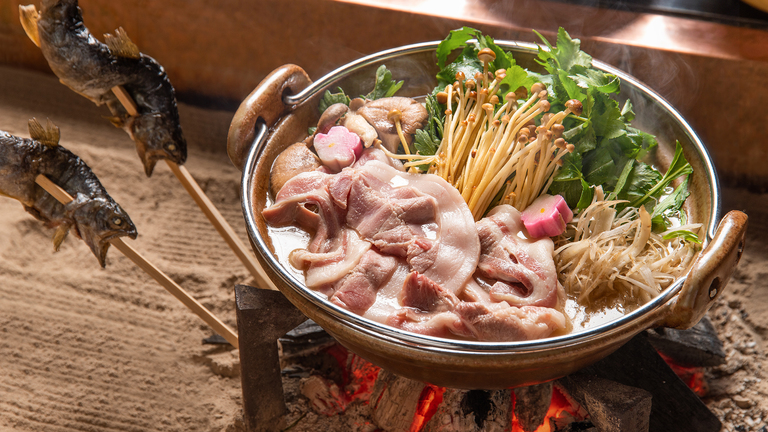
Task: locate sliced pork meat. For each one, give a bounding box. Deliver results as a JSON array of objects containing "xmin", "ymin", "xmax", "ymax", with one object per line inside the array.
[
  {"xmin": 262, "ymin": 171, "xmax": 344, "ymax": 254},
  {"xmin": 475, "ymin": 205, "xmax": 561, "ymax": 308},
  {"xmin": 291, "ymin": 228, "xmax": 371, "ymax": 288},
  {"xmin": 399, "ymin": 272, "xmax": 459, "ymax": 313},
  {"xmin": 386, "ymin": 299, "xmax": 565, "ymax": 341},
  {"xmin": 357, "ymin": 161, "xmax": 479, "ymax": 293},
  {"xmin": 263, "ymin": 158, "xmax": 479, "ymax": 308},
  {"xmin": 262, "ymin": 147, "xmax": 566, "ymax": 342},
  {"xmin": 385, "ymin": 309, "xmax": 463, "ymax": 339},
  {"xmin": 453, "ymin": 302, "xmax": 566, "ymax": 342},
  {"xmin": 330, "ymin": 249, "xmax": 398, "ymax": 314}
]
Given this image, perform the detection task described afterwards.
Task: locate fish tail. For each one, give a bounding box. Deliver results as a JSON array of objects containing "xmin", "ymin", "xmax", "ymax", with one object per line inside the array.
[
  {"xmin": 18, "ymin": 5, "xmax": 41, "ymax": 48},
  {"xmin": 28, "ymin": 118, "xmax": 61, "ymax": 146},
  {"xmin": 104, "ymin": 27, "xmax": 140, "ymax": 59}
]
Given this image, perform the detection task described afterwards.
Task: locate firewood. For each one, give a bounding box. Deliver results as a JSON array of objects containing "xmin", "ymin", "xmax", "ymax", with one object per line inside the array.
[
  {"xmin": 300, "ymin": 375, "xmax": 346, "ymax": 415},
  {"xmin": 647, "ymin": 316, "xmax": 726, "ymax": 367},
  {"xmin": 370, "ymin": 369, "xmax": 427, "ymax": 431},
  {"xmin": 558, "ymin": 375, "xmax": 651, "ymax": 432},
  {"xmin": 514, "ymin": 382, "xmax": 553, "ymax": 432},
  {"xmin": 422, "ymin": 389, "xmax": 512, "ymax": 432},
  {"xmin": 579, "ymin": 333, "xmax": 721, "ymax": 432}
]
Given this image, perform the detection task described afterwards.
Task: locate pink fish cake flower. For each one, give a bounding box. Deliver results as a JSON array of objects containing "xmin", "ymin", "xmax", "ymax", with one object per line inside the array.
[{"xmin": 313, "ymin": 125, "xmax": 363, "ymax": 172}]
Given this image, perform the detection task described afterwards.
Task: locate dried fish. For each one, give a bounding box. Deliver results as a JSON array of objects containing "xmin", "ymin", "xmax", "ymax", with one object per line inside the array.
[
  {"xmin": 20, "ymin": 0, "xmax": 187, "ymax": 176},
  {"xmin": 0, "ymin": 119, "xmax": 137, "ymax": 267}
]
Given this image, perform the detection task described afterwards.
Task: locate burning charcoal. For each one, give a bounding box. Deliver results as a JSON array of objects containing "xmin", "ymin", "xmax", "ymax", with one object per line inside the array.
[
  {"xmin": 422, "ymin": 389, "xmax": 512, "ymax": 432},
  {"xmin": 514, "ymin": 382, "xmax": 553, "ymax": 432},
  {"xmin": 300, "ymin": 375, "xmax": 346, "ymax": 415},
  {"xmin": 548, "ymin": 407, "xmax": 597, "ymax": 432},
  {"xmin": 558, "ymin": 375, "xmax": 651, "ymax": 432},
  {"xmin": 647, "ymin": 315, "xmax": 726, "ymax": 367},
  {"xmin": 370, "ymin": 369, "xmax": 431, "ymax": 431},
  {"xmin": 579, "ymin": 333, "xmax": 721, "ymax": 432},
  {"xmin": 551, "ymin": 419, "xmax": 597, "ymax": 432}
]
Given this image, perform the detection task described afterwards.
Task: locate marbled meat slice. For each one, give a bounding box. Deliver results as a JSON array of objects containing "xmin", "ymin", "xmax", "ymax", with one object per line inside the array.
[{"xmin": 475, "ymin": 205, "xmax": 561, "ymax": 308}]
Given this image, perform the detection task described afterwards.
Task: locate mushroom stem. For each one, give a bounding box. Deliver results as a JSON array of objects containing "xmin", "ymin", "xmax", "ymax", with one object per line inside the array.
[{"xmin": 395, "ymin": 119, "xmax": 410, "ymax": 155}]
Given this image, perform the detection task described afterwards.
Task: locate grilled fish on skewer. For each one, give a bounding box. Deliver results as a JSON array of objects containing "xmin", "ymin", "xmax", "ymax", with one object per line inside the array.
[
  {"xmin": 19, "ymin": 0, "xmax": 186, "ymax": 176},
  {"xmin": 0, "ymin": 119, "xmax": 137, "ymax": 267}
]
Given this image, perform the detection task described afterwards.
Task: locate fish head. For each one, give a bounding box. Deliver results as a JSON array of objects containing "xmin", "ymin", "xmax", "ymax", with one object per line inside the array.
[
  {"xmin": 131, "ymin": 113, "xmax": 187, "ymax": 176},
  {"xmin": 70, "ymin": 195, "xmax": 138, "ymax": 267}
]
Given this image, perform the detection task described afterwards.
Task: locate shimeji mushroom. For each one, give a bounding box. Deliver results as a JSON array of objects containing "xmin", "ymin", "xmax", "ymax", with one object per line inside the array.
[{"xmin": 357, "ymin": 97, "xmax": 428, "ymax": 153}]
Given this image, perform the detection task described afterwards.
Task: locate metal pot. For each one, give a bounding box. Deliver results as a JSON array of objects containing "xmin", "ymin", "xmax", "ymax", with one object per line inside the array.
[{"xmin": 228, "ymin": 41, "xmax": 747, "ymax": 389}]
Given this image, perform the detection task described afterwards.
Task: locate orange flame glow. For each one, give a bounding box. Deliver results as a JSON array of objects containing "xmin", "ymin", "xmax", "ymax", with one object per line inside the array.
[
  {"xmin": 658, "ymin": 352, "xmax": 708, "ymax": 397},
  {"xmin": 510, "ymin": 387, "xmax": 585, "ymax": 432},
  {"xmin": 409, "ymin": 385, "xmax": 445, "ymax": 432}
]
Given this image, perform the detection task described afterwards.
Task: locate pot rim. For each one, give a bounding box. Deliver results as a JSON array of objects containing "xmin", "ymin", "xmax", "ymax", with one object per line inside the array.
[{"xmin": 241, "ymin": 40, "xmax": 721, "ymax": 355}]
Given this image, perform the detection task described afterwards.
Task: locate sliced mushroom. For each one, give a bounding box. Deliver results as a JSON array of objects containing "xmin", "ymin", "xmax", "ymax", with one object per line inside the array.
[
  {"xmin": 271, "ymin": 142, "xmax": 321, "ymax": 196},
  {"xmin": 316, "ymin": 103, "xmax": 349, "ymax": 135},
  {"xmin": 357, "ymin": 97, "xmax": 428, "ymax": 152},
  {"xmin": 342, "ymin": 98, "xmax": 378, "ymax": 148}
]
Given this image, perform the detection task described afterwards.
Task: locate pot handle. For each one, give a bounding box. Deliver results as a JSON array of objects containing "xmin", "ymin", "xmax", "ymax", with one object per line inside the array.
[
  {"xmin": 658, "ymin": 210, "xmax": 748, "ymax": 329},
  {"xmin": 227, "ymin": 65, "xmax": 312, "ymax": 171}
]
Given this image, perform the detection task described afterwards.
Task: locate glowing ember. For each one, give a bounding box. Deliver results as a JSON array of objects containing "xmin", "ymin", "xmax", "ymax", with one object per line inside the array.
[
  {"xmin": 510, "ymin": 387, "xmax": 586, "ymax": 432},
  {"xmin": 347, "ymin": 354, "xmax": 381, "ymax": 402},
  {"xmin": 658, "ymin": 351, "xmax": 708, "ymax": 397},
  {"xmin": 409, "ymin": 385, "xmax": 445, "ymax": 432},
  {"xmin": 312, "ymin": 344, "xmax": 709, "ymax": 430},
  {"xmin": 313, "ymin": 345, "xmax": 381, "ymax": 411}
]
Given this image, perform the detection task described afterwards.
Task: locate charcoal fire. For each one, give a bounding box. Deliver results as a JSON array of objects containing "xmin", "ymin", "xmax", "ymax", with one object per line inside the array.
[{"xmin": 235, "ymin": 284, "xmax": 725, "ymax": 432}]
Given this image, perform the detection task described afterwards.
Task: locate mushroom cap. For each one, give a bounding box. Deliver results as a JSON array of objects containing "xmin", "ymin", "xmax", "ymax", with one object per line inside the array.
[
  {"xmin": 270, "ymin": 142, "xmax": 321, "ymax": 196},
  {"xmin": 478, "ymin": 48, "xmax": 496, "ymax": 63},
  {"xmin": 357, "ymin": 97, "xmax": 428, "ymax": 151},
  {"xmin": 565, "ymin": 99, "xmax": 584, "ymax": 116},
  {"xmin": 317, "ymin": 103, "xmax": 349, "ymax": 134}
]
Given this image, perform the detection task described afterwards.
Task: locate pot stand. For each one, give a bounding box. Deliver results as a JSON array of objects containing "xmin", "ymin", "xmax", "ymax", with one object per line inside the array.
[{"xmin": 235, "ymin": 285, "xmax": 308, "ymax": 432}]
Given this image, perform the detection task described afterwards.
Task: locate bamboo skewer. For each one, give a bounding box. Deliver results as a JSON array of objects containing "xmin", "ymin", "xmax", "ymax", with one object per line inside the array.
[
  {"xmin": 35, "ymin": 173, "xmax": 240, "ymax": 348},
  {"xmin": 111, "ymin": 86, "xmax": 276, "ymax": 291}
]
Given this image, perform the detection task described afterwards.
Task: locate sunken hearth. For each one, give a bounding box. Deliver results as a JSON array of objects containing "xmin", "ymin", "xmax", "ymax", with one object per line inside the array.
[{"xmin": 235, "ymin": 285, "xmax": 727, "ymax": 432}]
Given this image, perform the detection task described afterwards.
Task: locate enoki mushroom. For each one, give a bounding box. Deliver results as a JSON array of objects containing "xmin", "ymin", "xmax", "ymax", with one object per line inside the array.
[{"xmin": 404, "ymin": 48, "xmax": 583, "ymax": 220}]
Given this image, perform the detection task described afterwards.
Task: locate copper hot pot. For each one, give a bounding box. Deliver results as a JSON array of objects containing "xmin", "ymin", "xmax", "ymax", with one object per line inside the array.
[{"xmin": 227, "ymin": 41, "xmax": 747, "ymax": 389}]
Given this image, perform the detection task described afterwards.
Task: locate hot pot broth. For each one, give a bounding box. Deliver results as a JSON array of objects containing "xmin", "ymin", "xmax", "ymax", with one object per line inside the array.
[{"xmin": 260, "ymin": 29, "xmax": 704, "ymax": 341}]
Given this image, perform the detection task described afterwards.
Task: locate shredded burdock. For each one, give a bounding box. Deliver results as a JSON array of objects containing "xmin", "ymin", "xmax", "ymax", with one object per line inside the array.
[{"xmin": 554, "ymin": 188, "xmax": 701, "ymax": 306}]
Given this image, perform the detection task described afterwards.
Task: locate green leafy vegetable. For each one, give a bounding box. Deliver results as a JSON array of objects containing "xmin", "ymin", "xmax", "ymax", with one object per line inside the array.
[
  {"xmin": 436, "ymin": 27, "xmax": 482, "ymax": 69},
  {"xmin": 318, "ymin": 87, "xmax": 350, "ymax": 113},
  {"xmin": 436, "ymin": 45, "xmax": 482, "ymax": 88},
  {"xmin": 413, "ymin": 92, "xmax": 443, "ymax": 157},
  {"xmin": 630, "ymin": 141, "xmax": 693, "ymax": 208},
  {"xmin": 663, "ymin": 229, "xmax": 702, "ymax": 244},
  {"xmin": 363, "ymin": 65, "xmax": 404, "ymax": 100},
  {"xmin": 533, "ymin": 28, "xmax": 592, "ymax": 75}
]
